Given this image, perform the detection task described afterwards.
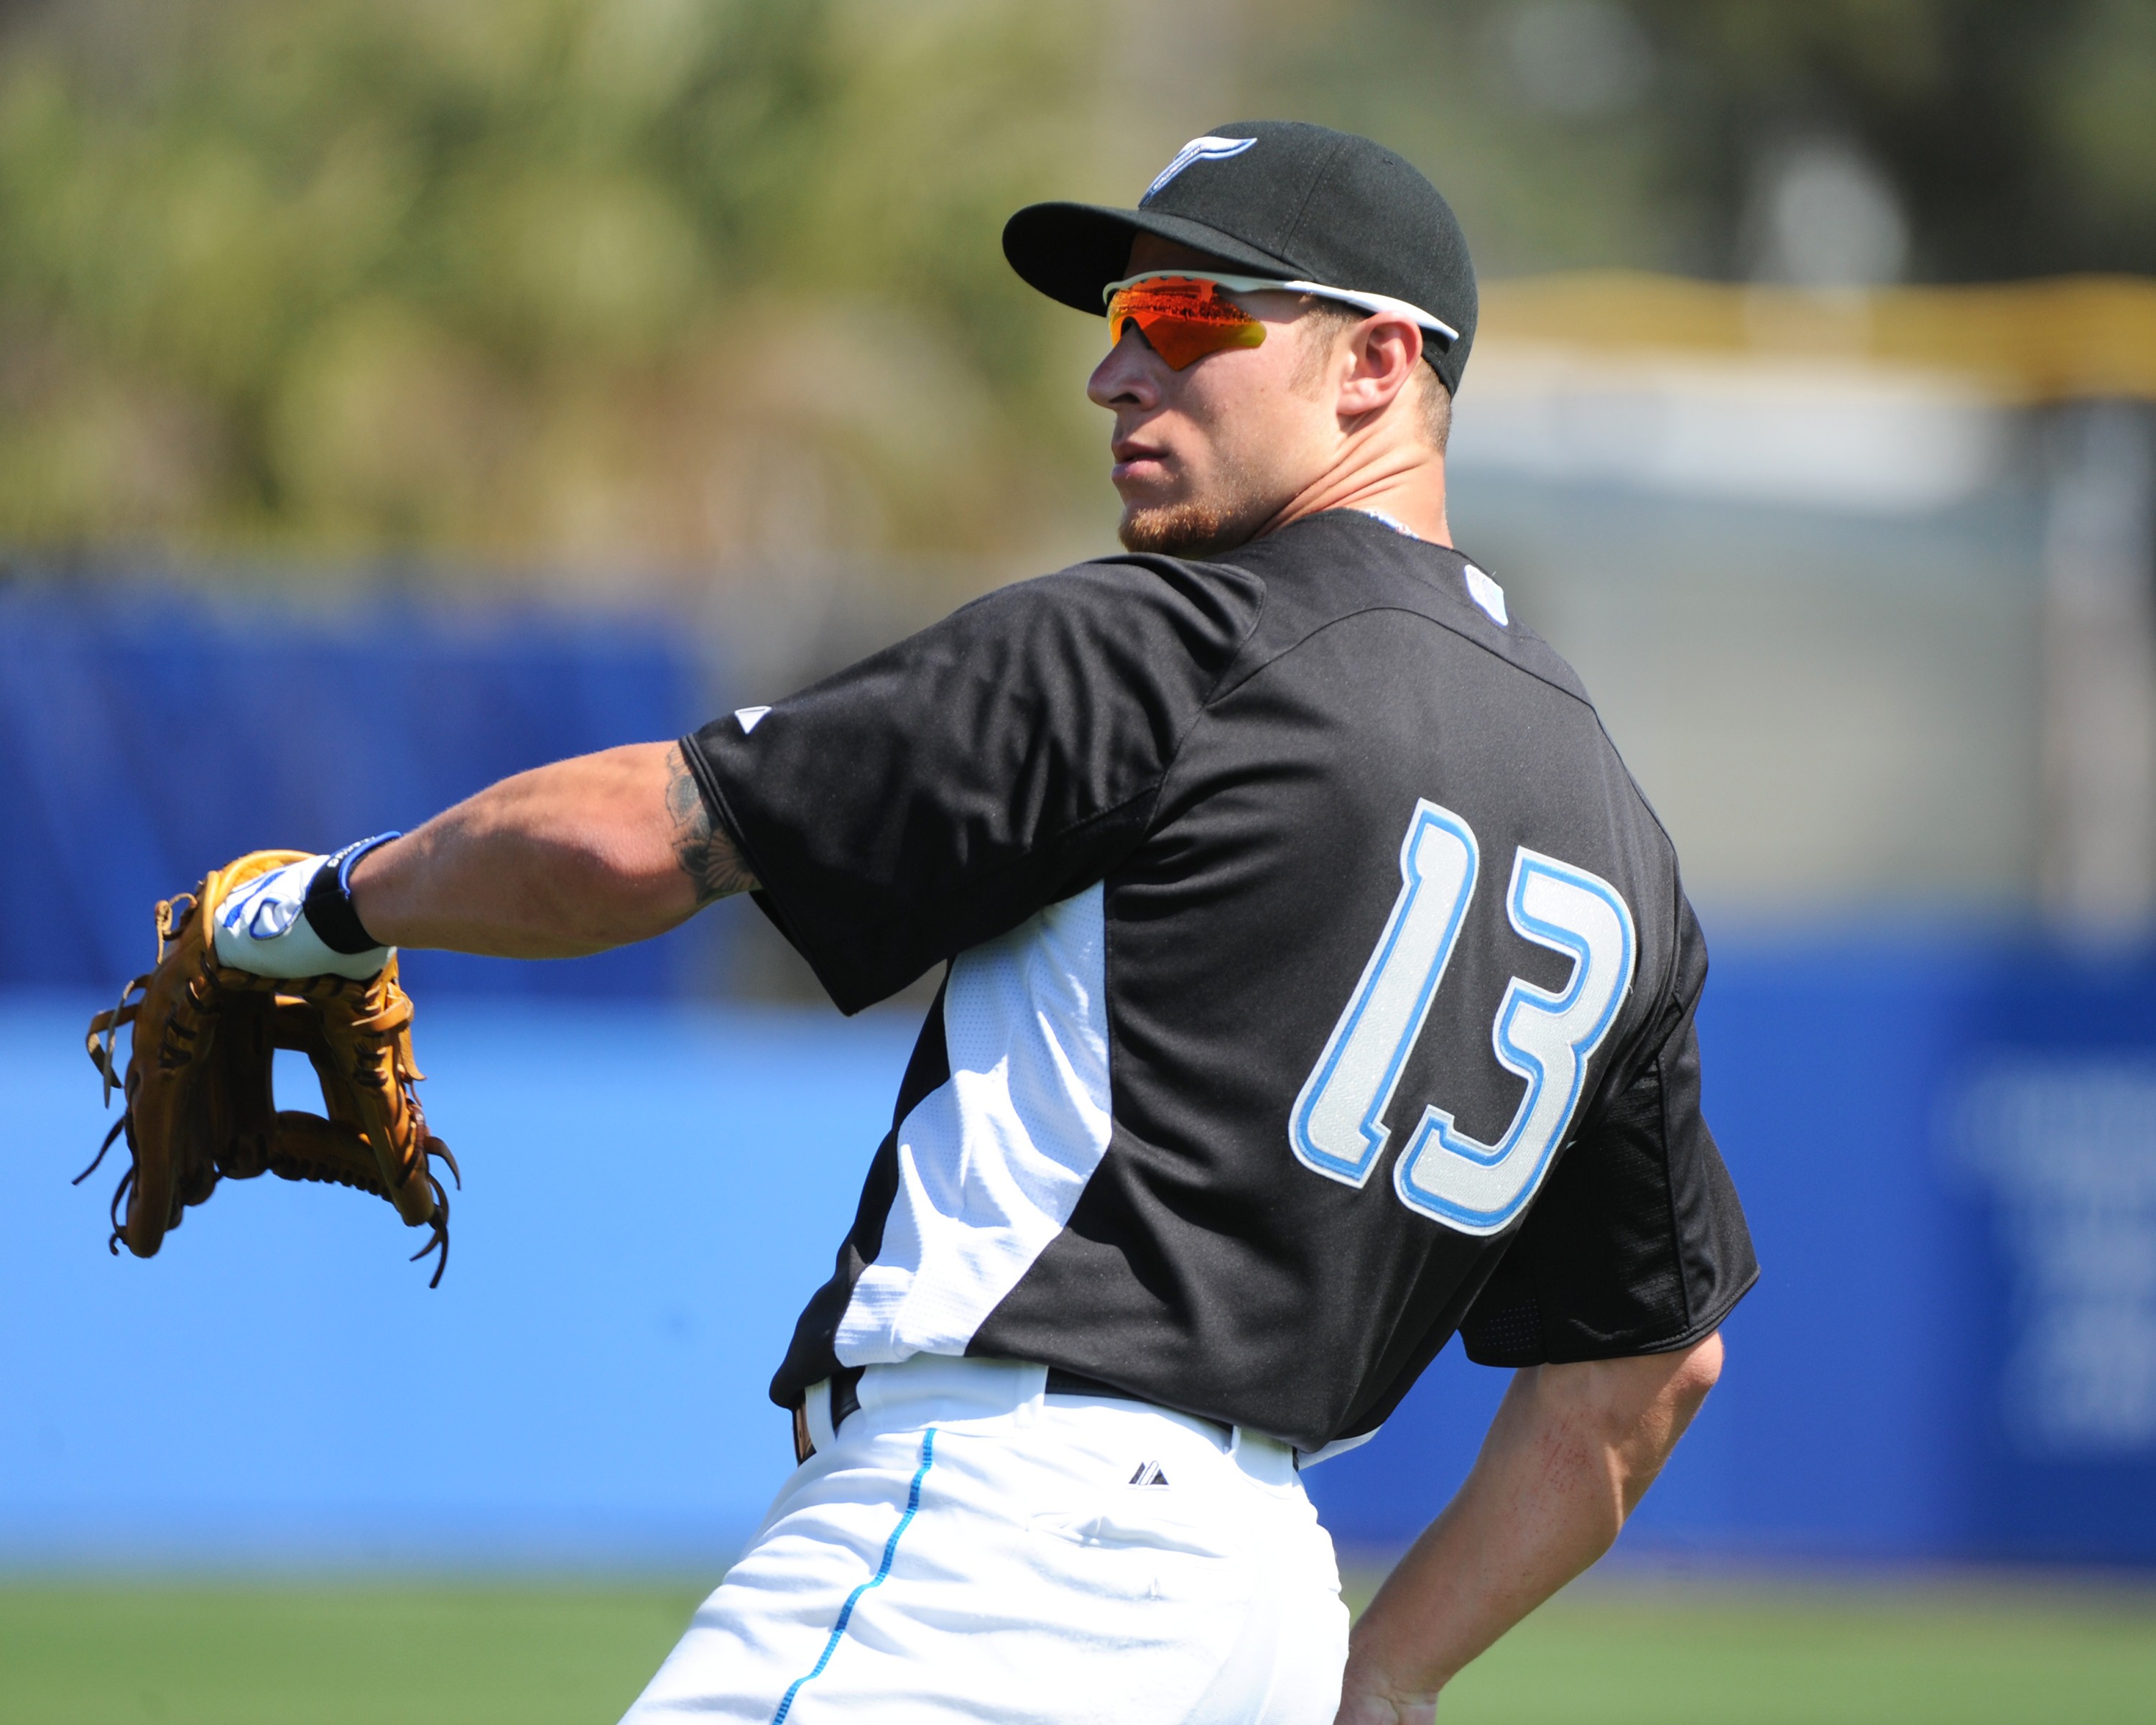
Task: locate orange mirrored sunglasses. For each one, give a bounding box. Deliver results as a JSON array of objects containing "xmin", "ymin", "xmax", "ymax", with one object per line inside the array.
[{"xmin": 1103, "ymin": 273, "xmax": 1287, "ymax": 370}]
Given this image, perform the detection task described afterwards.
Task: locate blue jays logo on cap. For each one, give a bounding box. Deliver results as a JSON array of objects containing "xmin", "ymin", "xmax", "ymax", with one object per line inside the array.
[{"xmin": 1143, "ymin": 134, "xmax": 1257, "ymax": 202}]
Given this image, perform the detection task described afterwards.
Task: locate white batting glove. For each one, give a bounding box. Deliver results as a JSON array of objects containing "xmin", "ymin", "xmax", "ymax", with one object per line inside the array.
[{"xmin": 212, "ymin": 835, "xmax": 398, "ymax": 981}]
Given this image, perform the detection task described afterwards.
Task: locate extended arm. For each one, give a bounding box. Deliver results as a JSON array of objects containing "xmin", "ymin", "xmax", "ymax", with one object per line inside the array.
[
  {"xmin": 1334, "ymin": 1332, "xmax": 1724, "ymax": 1725},
  {"xmin": 348, "ymin": 741, "xmax": 759, "ymax": 958}
]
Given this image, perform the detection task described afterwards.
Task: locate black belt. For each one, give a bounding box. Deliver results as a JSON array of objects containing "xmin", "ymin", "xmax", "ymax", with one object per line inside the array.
[{"xmin": 797, "ymin": 1364, "xmax": 1231, "ymax": 1461}]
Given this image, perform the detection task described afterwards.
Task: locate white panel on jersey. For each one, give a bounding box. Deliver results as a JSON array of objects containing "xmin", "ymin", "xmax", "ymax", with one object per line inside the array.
[
  {"xmin": 1463, "ymin": 564, "xmax": 1508, "ymax": 626},
  {"xmin": 835, "ymin": 883, "xmax": 1113, "ymax": 1366},
  {"xmin": 734, "ymin": 706, "xmax": 772, "ymax": 734},
  {"xmin": 1295, "ymin": 1427, "xmax": 1380, "ymax": 1469}
]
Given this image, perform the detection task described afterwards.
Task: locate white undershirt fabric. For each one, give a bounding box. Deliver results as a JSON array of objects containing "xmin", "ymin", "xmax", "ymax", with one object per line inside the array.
[{"xmin": 1350, "ymin": 508, "xmax": 1508, "ymax": 625}]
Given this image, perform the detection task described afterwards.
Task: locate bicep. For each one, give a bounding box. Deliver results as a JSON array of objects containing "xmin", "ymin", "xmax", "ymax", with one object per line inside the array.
[
  {"xmin": 504, "ymin": 740, "xmax": 757, "ymax": 918},
  {"xmin": 660, "ymin": 741, "xmax": 759, "ymax": 906},
  {"xmin": 351, "ymin": 741, "xmax": 757, "ymax": 958},
  {"xmin": 1529, "ymin": 1332, "xmax": 1726, "ymax": 1435},
  {"xmin": 529, "ymin": 739, "xmax": 759, "ymax": 914},
  {"xmin": 1503, "ymin": 1333, "xmax": 1725, "ymax": 1512}
]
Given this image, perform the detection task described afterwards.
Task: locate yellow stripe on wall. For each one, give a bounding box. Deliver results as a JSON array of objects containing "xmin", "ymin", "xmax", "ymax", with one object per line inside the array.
[{"xmin": 1478, "ymin": 273, "xmax": 2156, "ymax": 403}]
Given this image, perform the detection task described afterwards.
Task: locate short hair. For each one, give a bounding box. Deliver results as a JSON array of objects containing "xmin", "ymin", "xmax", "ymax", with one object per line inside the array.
[{"xmin": 1295, "ymin": 300, "xmax": 1451, "ymax": 453}]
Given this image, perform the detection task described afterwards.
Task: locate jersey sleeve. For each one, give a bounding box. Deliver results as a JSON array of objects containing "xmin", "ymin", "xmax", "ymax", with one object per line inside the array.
[
  {"xmin": 681, "ymin": 557, "xmax": 1263, "ymax": 1014},
  {"xmin": 1459, "ymin": 889, "xmax": 1758, "ymax": 1366}
]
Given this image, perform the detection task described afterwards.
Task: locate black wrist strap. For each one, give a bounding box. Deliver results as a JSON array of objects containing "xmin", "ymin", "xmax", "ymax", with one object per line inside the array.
[{"xmin": 302, "ymin": 832, "xmax": 400, "ymax": 955}]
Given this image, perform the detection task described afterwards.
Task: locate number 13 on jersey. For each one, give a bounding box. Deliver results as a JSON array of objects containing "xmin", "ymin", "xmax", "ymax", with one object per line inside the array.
[{"xmin": 1290, "ymin": 799, "xmax": 1637, "ymax": 1236}]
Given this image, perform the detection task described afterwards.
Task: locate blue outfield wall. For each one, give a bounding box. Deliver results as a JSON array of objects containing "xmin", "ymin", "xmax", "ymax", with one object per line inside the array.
[
  {"xmin": 0, "ymin": 581, "xmax": 718, "ymax": 998},
  {"xmin": 6, "ymin": 938, "xmax": 2156, "ymax": 1571},
  {"xmin": 7, "ymin": 583, "xmax": 2156, "ymax": 1567},
  {"xmin": 1314, "ymin": 935, "xmax": 2156, "ymax": 1568},
  {"xmin": 0, "ymin": 989, "xmax": 919, "ymax": 1569}
]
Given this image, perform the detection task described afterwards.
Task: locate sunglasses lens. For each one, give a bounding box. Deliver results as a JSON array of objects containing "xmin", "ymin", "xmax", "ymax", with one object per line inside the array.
[{"xmin": 1106, "ymin": 278, "xmax": 1267, "ymax": 369}]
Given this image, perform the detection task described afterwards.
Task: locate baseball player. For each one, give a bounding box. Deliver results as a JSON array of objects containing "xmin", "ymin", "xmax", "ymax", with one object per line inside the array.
[{"xmin": 210, "ymin": 121, "xmax": 1755, "ymax": 1722}]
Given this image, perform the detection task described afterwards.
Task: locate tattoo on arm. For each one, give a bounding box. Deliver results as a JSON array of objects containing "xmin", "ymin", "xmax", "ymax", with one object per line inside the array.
[{"xmin": 665, "ymin": 744, "xmax": 759, "ymax": 907}]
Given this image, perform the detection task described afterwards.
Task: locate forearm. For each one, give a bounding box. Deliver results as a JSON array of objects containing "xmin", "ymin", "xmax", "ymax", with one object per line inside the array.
[
  {"xmin": 1337, "ymin": 1334, "xmax": 1723, "ymax": 1724},
  {"xmin": 349, "ymin": 741, "xmax": 758, "ymax": 958}
]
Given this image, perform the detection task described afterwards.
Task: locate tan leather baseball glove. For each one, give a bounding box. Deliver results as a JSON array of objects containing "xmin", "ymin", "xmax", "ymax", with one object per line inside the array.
[{"xmin": 80, "ymin": 850, "xmax": 458, "ymax": 1284}]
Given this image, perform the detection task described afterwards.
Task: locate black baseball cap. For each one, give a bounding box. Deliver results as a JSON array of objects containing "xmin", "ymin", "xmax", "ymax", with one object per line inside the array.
[{"xmin": 1004, "ymin": 120, "xmax": 1477, "ymax": 396}]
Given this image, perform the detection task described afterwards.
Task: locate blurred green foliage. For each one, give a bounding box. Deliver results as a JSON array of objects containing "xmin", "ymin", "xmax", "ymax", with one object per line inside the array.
[
  {"xmin": 1274, "ymin": 0, "xmax": 2156, "ymax": 282},
  {"xmin": 1, "ymin": 0, "xmax": 2152, "ymax": 568},
  {"xmin": 0, "ymin": 0, "xmax": 1133, "ymax": 565}
]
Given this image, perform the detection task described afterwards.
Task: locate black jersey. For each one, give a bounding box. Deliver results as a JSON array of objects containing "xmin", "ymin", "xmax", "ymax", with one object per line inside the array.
[{"xmin": 684, "ymin": 509, "xmax": 1756, "ymax": 1455}]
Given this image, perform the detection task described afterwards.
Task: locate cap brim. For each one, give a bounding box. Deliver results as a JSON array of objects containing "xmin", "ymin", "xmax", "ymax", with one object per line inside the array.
[{"xmin": 1003, "ymin": 201, "xmax": 1300, "ymax": 317}]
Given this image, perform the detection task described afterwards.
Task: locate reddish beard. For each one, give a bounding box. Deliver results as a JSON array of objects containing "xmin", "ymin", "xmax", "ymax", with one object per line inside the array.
[{"xmin": 1117, "ymin": 486, "xmax": 1274, "ymax": 558}]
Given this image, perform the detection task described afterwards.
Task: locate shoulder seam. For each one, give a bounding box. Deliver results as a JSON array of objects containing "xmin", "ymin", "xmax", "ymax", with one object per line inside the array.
[
  {"xmin": 1211, "ymin": 598, "xmax": 1599, "ymax": 713},
  {"xmin": 911, "ymin": 556, "xmax": 1264, "ymax": 946},
  {"xmin": 953, "ymin": 554, "xmax": 1269, "ymax": 864},
  {"xmin": 1141, "ymin": 561, "xmax": 1272, "ymax": 802}
]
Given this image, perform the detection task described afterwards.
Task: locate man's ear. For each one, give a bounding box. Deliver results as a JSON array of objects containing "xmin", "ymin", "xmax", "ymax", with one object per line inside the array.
[{"xmin": 1336, "ymin": 315, "xmax": 1424, "ymax": 422}]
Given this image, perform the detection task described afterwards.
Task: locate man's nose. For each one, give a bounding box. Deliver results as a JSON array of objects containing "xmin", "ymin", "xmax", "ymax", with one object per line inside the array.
[{"xmin": 1087, "ymin": 323, "xmax": 1164, "ymax": 410}]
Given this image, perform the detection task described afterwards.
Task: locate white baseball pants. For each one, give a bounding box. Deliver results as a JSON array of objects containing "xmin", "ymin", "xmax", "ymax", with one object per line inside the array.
[{"xmin": 619, "ymin": 1355, "xmax": 1351, "ymax": 1724}]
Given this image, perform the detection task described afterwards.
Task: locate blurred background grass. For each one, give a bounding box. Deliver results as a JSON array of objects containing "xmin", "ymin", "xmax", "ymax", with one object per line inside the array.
[{"xmin": 7, "ymin": 1573, "xmax": 2156, "ymax": 1723}]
